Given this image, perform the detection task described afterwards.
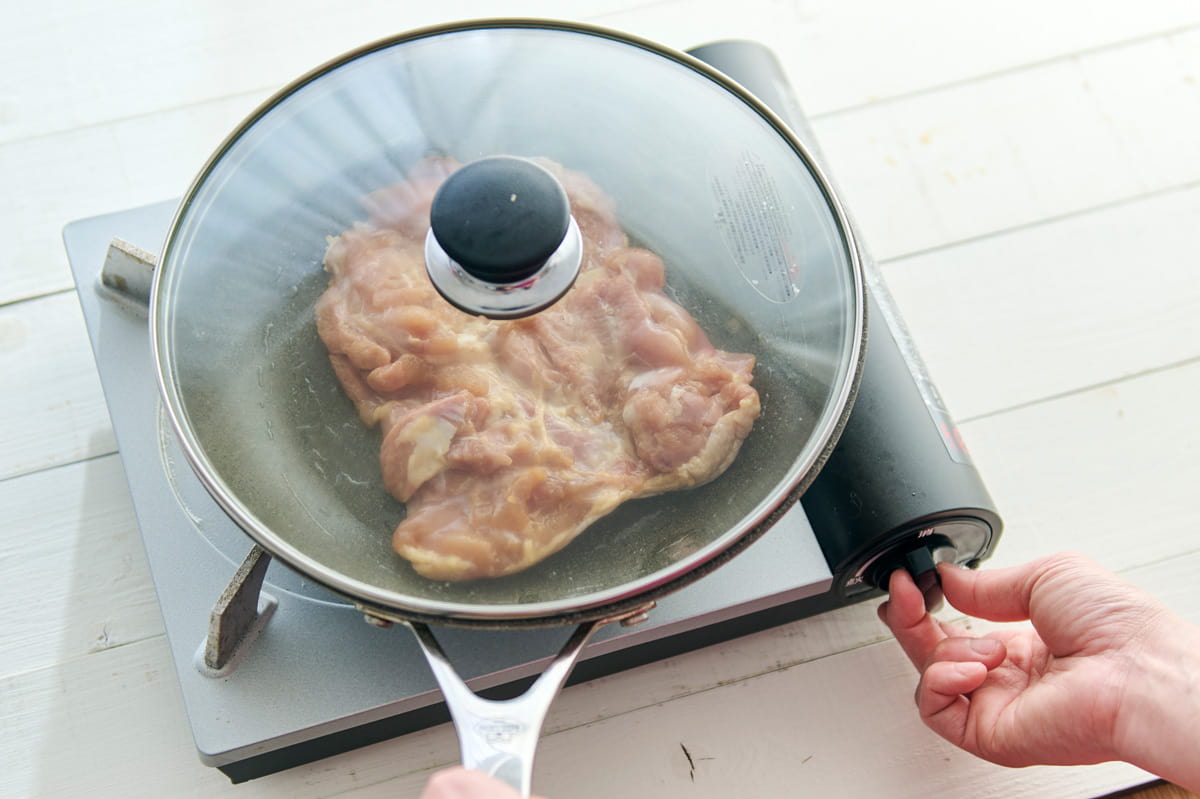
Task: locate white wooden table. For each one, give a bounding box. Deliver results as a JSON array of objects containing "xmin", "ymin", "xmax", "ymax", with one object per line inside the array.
[{"xmin": 3, "ymin": 2, "xmax": 1198, "ymax": 797}]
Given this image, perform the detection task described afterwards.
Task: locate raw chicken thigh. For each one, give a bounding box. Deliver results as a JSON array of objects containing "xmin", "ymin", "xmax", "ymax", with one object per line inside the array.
[{"xmin": 316, "ymin": 157, "xmax": 760, "ymax": 580}]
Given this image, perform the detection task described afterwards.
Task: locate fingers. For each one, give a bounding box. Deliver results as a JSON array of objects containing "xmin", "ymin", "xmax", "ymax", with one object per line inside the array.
[
  {"xmin": 914, "ymin": 636, "xmax": 1006, "ymax": 753},
  {"xmin": 420, "ymin": 768, "xmax": 523, "ymax": 799},
  {"xmin": 880, "ymin": 568, "xmax": 1014, "ymax": 756},
  {"xmin": 916, "ymin": 660, "xmax": 989, "ymax": 744},
  {"xmin": 926, "ymin": 635, "xmax": 1007, "ymax": 671},
  {"xmin": 879, "ymin": 569, "xmax": 949, "ymax": 669},
  {"xmin": 918, "ymin": 660, "xmax": 990, "ymax": 714},
  {"xmin": 937, "ymin": 551, "xmax": 1105, "ymax": 623},
  {"xmin": 883, "ymin": 568, "xmax": 928, "ymax": 628},
  {"xmin": 880, "ymin": 566, "xmax": 1008, "ymax": 668},
  {"xmin": 936, "ymin": 561, "xmax": 1034, "ymax": 621}
]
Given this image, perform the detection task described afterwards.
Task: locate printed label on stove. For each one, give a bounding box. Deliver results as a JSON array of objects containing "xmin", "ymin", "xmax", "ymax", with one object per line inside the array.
[{"xmin": 710, "ymin": 150, "xmax": 803, "ymax": 303}]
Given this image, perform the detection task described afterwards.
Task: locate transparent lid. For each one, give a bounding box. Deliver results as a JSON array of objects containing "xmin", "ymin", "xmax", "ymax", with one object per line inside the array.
[{"xmin": 152, "ymin": 21, "xmax": 863, "ymax": 619}]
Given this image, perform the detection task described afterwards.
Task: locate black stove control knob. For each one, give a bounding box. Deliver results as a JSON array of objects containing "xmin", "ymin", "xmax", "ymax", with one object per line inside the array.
[
  {"xmin": 870, "ymin": 534, "xmax": 957, "ymax": 612},
  {"xmin": 839, "ymin": 517, "xmax": 992, "ymax": 604}
]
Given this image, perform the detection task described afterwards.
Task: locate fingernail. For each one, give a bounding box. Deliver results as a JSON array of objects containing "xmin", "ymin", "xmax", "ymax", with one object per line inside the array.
[{"xmin": 969, "ymin": 638, "xmax": 1001, "ymax": 656}]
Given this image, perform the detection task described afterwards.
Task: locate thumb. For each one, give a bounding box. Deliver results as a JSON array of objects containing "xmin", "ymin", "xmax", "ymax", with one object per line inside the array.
[
  {"xmin": 936, "ymin": 558, "xmax": 1042, "ymax": 622},
  {"xmin": 938, "ymin": 551, "xmax": 1106, "ymax": 624}
]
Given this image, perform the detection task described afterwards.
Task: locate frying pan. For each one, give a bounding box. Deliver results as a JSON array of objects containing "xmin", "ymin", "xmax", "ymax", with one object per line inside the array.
[{"xmin": 149, "ymin": 20, "xmax": 865, "ymax": 794}]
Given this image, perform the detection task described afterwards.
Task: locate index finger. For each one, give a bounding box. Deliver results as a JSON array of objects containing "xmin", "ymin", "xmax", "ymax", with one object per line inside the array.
[{"xmin": 879, "ymin": 568, "xmax": 949, "ymax": 669}]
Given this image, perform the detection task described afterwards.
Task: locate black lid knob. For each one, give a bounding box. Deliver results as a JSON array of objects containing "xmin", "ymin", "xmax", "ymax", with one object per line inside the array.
[{"xmin": 429, "ymin": 156, "xmax": 571, "ymax": 284}]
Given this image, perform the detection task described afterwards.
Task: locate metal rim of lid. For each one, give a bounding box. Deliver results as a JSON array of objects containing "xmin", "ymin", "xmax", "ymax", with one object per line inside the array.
[{"xmin": 149, "ymin": 18, "xmax": 868, "ymax": 625}]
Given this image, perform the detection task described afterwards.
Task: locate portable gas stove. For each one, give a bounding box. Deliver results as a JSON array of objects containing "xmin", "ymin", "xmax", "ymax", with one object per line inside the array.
[{"xmin": 64, "ymin": 40, "xmax": 1001, "ymax": 783}]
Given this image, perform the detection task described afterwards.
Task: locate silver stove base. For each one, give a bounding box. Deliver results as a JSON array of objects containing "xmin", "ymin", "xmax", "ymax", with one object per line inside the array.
[{"xmin": 64, "ymin": 201, "xmax": 836, "ymax": 782}]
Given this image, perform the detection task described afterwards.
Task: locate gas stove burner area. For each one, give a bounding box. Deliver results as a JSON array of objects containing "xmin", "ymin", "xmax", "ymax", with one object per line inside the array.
[{"xmin": 64, "ymin": 40, "xmax": 1000, "ymax": 783}]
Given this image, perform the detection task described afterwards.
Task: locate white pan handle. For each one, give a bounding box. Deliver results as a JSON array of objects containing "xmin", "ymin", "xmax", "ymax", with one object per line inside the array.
[{"xmin": 409, "ymin": 620, "xmax": 601, "ymax": 797}]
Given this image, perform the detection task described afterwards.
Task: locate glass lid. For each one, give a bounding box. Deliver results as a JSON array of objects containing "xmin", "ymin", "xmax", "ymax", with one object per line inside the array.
[{"xmin": 151, "ymin": 20, "xmax": 863, "ymax": 620}]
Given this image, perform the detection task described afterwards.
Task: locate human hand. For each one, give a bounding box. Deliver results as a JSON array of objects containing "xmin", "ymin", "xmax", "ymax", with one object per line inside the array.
[
  {"xmin": 419, "ymin": 767, "xmax": 546, "ymax": 799},
  {"xmin": 878, "ymin": 551, "xmax": 1200, "ymax": 789}
]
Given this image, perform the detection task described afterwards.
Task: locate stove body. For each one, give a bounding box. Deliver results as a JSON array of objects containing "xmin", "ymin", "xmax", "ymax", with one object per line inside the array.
[{"xmin": 63, "ymin": 41, "xmax": 1000, "ymax": 783}]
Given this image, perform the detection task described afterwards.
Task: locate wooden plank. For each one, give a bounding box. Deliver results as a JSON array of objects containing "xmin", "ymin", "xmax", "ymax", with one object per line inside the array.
[
  {"xmin": 515, "ymin": 551, "xmax": 1200, "ymax": 799},
  {"xmin": 0, "ymin": 292, "xmax": 117, "ymax": 480},
  {"xmin": 0, "ymin": 91, "xmax": 269, "ymax": 307},
  {"xmin": 1121, "ymin": 784, "xmax": 1200, "ymax": 799},
  {"xmin": 880, "ymin": 183, "xmax": 1200, "ymax": 421},
  {"xmin": 5, "ymin": 550, "xmax": 1195, "ymax": 798},
  {"xmin": 812, "ymin": 30, "xmax": 1200, "ymax": 259},
  {"xmin": 0, "ymin": 3, "xmax": 633, "ymax": 146},
  {"xmin": 0, "ymin": 634, "xmax": 392, "ymax": 799},
  {"xmin": 5, "ymin": 0, "xmax": 1198, "ymax": 146},
  {"xmin": 524, "ymin": 650, "xmax": 1148, "ymax": 799},
  {"xmin": 0, "ymin": 454, "xmax": 163, "ymax": 677},
  {"xmin": 960, "ymin": 359, "xmax": 1200, "ymax": 576},
  {"xmin": 608, "ymin": 0, "xmax": 1200, "ymax": 114},
  {"xmin": 5, "ymin": 3, "xmax": 1200, "ymax": 307}
]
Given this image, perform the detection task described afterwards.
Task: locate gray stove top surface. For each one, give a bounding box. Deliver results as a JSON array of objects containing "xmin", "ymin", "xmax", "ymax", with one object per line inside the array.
[{"xmin": 64, "ymin": 200, "xmax": 832, "ymax": 769}]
